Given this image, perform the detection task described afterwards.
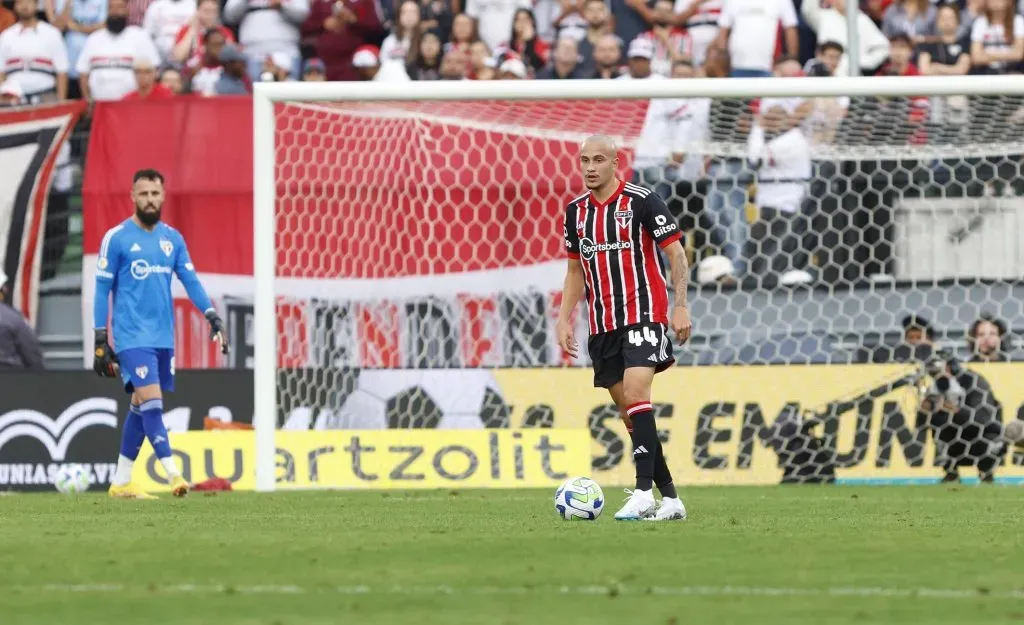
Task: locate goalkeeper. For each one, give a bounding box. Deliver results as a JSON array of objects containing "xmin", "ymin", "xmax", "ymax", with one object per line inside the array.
[{"xmin": 93, "ymin": 169, "xmax": 228, "ymax": 499}]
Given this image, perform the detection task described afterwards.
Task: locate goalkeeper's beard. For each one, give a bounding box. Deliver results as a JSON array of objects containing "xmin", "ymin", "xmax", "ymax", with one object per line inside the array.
[{"xmin": 136, "ymin": 204, "xmax": 161, "ymax": 226}]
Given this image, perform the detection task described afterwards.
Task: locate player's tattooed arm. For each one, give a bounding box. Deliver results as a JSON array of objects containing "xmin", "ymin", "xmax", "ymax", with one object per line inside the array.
[{"xmin": 664, "ymin": 242, "xmax": 692, "ymax": 344}]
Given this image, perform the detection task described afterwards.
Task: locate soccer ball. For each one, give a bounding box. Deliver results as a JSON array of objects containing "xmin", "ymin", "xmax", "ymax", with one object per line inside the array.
[
  {"xmin": 54, "ymin": 465, "xmax": 91, "ymax": 495},
  {"xmin": 554, "ymin": 476, "xmax": 604, "ymax": 521}
]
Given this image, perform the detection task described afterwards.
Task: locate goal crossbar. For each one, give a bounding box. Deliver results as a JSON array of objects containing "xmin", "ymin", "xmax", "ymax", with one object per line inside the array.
[{"xmin": 251, "ymin": 74, "xmax": 1024, "ymax": 492}]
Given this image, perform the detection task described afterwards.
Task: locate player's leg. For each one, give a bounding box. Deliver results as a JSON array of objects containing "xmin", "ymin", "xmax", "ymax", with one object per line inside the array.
[
  {"xmin": 611, "ymin": 366, "xmax": 660, "ymax": 520},
  {"xmin": 108, "ymin": 350, "xmax": 157, "ymax": 499},
  {"xmin": 150, "ymin": 348, "xmax": 189, "ymax": 496},
  {"xmin": 607, "ymin": 383, "xmax": 677, "ymax": 501}
]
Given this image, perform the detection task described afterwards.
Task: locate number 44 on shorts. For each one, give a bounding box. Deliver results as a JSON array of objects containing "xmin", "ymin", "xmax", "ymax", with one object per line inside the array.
[{"xmin": 628, "ymin": 327, "xmax": 659, "ymax": 347}]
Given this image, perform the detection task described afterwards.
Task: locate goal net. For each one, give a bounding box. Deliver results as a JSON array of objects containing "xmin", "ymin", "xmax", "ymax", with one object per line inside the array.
[{"xmin": 252, "ymin": 77, "xmax": 1024, "ymax": 491}]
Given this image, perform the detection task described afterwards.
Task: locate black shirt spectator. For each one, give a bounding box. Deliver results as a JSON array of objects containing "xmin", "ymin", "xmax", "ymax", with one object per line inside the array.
[
  {"xmin": 536, "ymin": 36, "xmax": 584, "ymax": 78},
  {"xmin": 0, "ymin": 271, "xmax": 43, "ymax": 371},
  {"xmin": 918, "ymin": 3, "xmax": 971, "ymax": 76}
]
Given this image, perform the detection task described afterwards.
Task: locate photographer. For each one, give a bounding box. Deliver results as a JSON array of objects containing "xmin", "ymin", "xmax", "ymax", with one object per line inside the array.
[{"xmin": 920, "ymin": 352, "xmax": 1007, "ymax": 483}]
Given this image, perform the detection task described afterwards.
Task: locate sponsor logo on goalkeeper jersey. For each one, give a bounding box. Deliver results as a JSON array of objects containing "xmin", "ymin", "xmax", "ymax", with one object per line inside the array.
[
  {"xmin": 579, "ymin": 238, "xmax": 632, "ymax": 261},
  {"xmin": 131, "ymin": 429, "xmax": 589, "ymax": 491},
  {"xmin": 130, "ymin": 259, "xmax": 173, "ymax": 280}
]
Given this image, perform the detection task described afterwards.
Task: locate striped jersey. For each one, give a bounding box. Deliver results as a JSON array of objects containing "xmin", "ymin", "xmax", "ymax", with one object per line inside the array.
[{"xmin": 564, "ymin": 180, "xmax": 682, "ymax": 335}]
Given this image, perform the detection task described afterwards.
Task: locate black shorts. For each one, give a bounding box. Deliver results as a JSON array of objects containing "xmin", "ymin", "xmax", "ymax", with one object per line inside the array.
[{"xmin": 587, "ymin": 322, "xmax": 675, "ymax": 389}]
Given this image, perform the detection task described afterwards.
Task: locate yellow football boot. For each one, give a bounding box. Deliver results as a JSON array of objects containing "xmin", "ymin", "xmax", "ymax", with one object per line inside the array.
[
  {"xmin": 170, "ymin": 475, "xmax": 190, "ymax": 497},
  {"xmin": 108, "ymin": 483, "xmax": 158, "ymax": 500}
]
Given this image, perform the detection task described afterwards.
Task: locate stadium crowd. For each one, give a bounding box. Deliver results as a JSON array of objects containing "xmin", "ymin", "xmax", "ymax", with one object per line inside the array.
[{"xmin": 1, "ymin": 0, "xmax": 1023, "ymax": 99}]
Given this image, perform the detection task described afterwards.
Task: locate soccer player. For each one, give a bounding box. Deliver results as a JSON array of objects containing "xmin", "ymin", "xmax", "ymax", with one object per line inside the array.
[
  {"xmin": 556, "ymin": 135, "xmax": 692, "ymax": 521},
  {"xmin": 94, "ymin": 169, "xmax": 228, "ymax": 499}
]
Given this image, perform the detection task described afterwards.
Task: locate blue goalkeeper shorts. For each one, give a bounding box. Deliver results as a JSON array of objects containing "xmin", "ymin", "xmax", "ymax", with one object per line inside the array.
[{"xmin": 118, "ymin": 347, "xmax": 175, "ymax": 394}]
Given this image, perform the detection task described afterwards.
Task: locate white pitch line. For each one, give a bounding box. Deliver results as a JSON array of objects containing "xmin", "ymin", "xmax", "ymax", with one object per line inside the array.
[{"xmin": 4, "ymin": 584, "xmax": 1023, "ymax": 600}]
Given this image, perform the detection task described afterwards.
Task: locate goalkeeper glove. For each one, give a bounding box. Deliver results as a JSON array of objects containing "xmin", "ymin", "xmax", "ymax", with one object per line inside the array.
[
  {"xmin": 206, "ymin": 309, "xmax": 229, "ymax": 355},
  {"xmin": 93, "ymin": 329, "xmax": 119, "ymax": 378}
]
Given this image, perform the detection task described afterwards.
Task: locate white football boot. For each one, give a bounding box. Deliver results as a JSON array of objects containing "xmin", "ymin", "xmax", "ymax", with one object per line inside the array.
[
  {"xmin": 645, "ymin": 496, "xmax": 687, "ymax": 521},
  {"xmin": 613, "ymin": 489, "xmax": 656, "ymax": 520}
]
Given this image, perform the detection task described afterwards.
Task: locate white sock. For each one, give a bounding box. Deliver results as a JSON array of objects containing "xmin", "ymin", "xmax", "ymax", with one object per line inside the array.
[
  {"xmin": 159, "ymin": 456, "xmax": 181, "ymax": 479},
  {"xmin": 113, "ymin": 454, "xmax": 135, "ymax": 486}
]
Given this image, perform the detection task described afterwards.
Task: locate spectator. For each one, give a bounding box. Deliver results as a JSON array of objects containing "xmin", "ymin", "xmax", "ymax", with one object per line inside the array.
[
  {"xmin": 609, "ymin": 0, "xmax": 653, "ymax": 48},
  {"xmin": 418, "ymin": 0, "xmax": 453, "ymax": 43},
  {"xmin": 475, "ymin": 59, "xmax": 495, "ymax": 78},
  {"xmin": 445, "ymin": 11, "xmax": 477, "ymax": 53},
  {"xmin": 301, "ymin": 55, "xmax": 325, "ymax": 79},
  {"xmin": 716, "ymin": 0, "xmax": 797, "ymax": 78},
  {"xmin": 353, "ymin": 42, "xmax": 411, "ymax": 80},
  {"xmin": 406, "ymin": 28, "xmax": 442, "ymax": 79},
  {"xmin": 380, "ymin": 0, "xmax": 420, "ymax": 67},
  {"xmin": 170, "ymin": 0, "xmax": 234, "ymax": 65},
  {"xmin": 744, "ymin": 105, "xmax": 813, "ymax": 284},
  {"xmin": 465, "ymin": 38, "xmax": 489, "ymax": 78},
  {"xmin": 49, "ymin": 0, "xmax": 106, "ymax": 100},
  {"xmin": 904, "ymin": 314, "xmax": 935, "ymax": 346},
  {"xmin": 536, "ymin": 34, "xmax": 582, "ymax": 78},
  {"xmin": 635, "ymin": 0, "xmax": 690, "ymax": 77},
  {"xmin": 77, "ymin": 0, "xmax": 160, "ymax": 102},
  {"xmin": 0, "ymin": 269, "xmax": 44, "ymax": 371},
  {"xmin": 549, "ymin": 0, "xmax": 586, "ymax": 43},
  {"xmin": 301, "ymin": 0, "xmax": 383, "ymax": 81},
  {"xmin": 498, "ymin": 55, "xmax": 525, "ymax": 78},
  {"xmin": 590, "ymin": 32, "xmax": 622, "ymax": 78},
  {"xmin": 969, "ymin": 0, "xmax": 1023, "ymax": 75},
  {"xmin": 0, "ymin": 0, "xmax": 69, "ymax": 102},
  {"xmin": 439, "ymin": 45, "xmax": 467, "ymax": 78},
  {"xmin": 503, "ymin": 8, "xmax": 548, "ymax": 74},
  {"xmin": 918, "ymin": 4, "xmax": 970, "ymax": 76},
  {"xmin": 258, "ymin": 50, "xmax": 294, "ymax": 80},
  {"xmin": 464, "ymin": 0, "xmax": 527, "ymax": 52},
  {"xmin": 801, "ymin": 0, "xmax": 890, "ymax": 76},
  {"xmin": 123, "ymin": 57, "xmax": 173, "ymax": 98},
  {"xmin": 672, "ymin": 0, "xmax": 719, "ymax": 67},
  {"xmin": 158, "ymin": 65, "xmax": 182, "ymax": 92},
  {"xmin": 618, "ymin": 35, "xmax": 658, "ymax": 79},
  {"xmin": 213, "ymin": 42, "xmax": 251, "ymax": 94},
  {"xmin": 968, "ymin": 314, "xmax": 1010, "ymax": 362},
  {"xmin": 575, "ymin": 0, "xmax": 612, "ymax": 76},
  {"xmin": 881, "ymin": 0, "xmax": 936, "ymax": 44},
  {"xmin": 633, "ymin": 57, "xmax": 709, "ymax": 205},
  {"xmin": 224, "ymin": 0, "xmax": 310, "ymax": 80},
  {"xmin": 878, "ymin": 32, "xmax": 921, "ymax": 77},
  {"xmin": 183, "ymin": 26, "xmax": 225, "ymax": 95},
  {"xmin": 0, "ymin": 3, "xmax": 14, "ymax": 33},
  {"xmin": 142, "ymin": 0, "xmax": 196, "ymax": 62},
  {"xmin": 803, "ymin": 40, "xmax": 843, "ymax": 77},
  {"xmin": 0, "ymin": 78, "xmax": 23, "ymax": 104}
]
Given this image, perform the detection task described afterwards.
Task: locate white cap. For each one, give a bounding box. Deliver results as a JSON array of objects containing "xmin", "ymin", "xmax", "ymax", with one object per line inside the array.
[
  {"xmin": 352, "ymin": 46, "xmax": 380, "ymax": 68},
  {"xmin": 499, "ymin": 58, "xmax": 527, "ymax": 78},
  {"xmin": 269, "ymin": 51, "xmax": 293, "ymax": 72},
  {"xmin": 780, "ymin": 269, "xmax": 813, "ymax": 286},
  {"xmin": 626, "ymin": 38, "xmax": 654, "ymax": 60},
  {"xmin": 696, "ymin": 255, "xmax": 734, "ymax": 285}
]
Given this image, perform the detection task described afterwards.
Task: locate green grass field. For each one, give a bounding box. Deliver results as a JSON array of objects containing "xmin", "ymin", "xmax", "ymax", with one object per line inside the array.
[{"xmin": 1, "ymin": 487, "xmax": 1022, "ymax": 625}]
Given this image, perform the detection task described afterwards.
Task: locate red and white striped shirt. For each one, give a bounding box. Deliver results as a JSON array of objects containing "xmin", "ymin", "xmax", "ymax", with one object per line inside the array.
[
  {"xmin": 564, "ymin": 180, "xmax": 682, "ymax": 335},
  {"xmin": 673, "ymin": 0, "xmax": 721, "ymax": 66},
  {"xmin": 0, "ymin": 21, "xmax": 68, "ymax": 97}
]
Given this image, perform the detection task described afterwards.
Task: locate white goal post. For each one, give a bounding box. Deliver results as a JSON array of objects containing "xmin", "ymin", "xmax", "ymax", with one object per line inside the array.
[{"xmin": 252, "ymin": 76, "xmax": 1024, "ymax": 492}]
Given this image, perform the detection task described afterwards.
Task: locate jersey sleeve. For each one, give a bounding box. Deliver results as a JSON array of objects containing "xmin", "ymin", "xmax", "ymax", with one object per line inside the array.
[
  {"xmin": 564, "ymin": 204, "xmax": 581, "ymax": 260},
  {"xmin": 93, "ymin": 228, "xmax": 121, "ymax": 330},
  {"xmin": 173, "ymin": 231, "xmax": 215, "ymax": 314},
  {"xmin": 639, "ymin": 192, "xmax": 682, "ymax": 249}
]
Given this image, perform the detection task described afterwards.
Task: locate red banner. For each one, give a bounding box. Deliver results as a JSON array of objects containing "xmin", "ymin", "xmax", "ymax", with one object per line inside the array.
[{"xmin": 81, "ymin": 97, "xmax": 648, "ymax": 369}]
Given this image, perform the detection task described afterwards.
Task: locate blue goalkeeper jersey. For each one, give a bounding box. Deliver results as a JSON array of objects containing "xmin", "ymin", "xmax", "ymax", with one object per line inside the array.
[{"xmin": 93, "ymin": 219, "xmax": 214, "ymax": 352}]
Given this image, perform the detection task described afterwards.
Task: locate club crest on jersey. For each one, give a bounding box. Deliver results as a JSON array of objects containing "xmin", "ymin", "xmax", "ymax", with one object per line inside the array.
[
  {"xmin": 613, "ymin": 209, "xmax": 633, "ymax": 230},
  {"xmin": 160, "ymin": 239, "xmax": 173, "ymax": 257},
  {"xmin": 135, "ymin": 366, "xmax": 149, "ymax": 380}
]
